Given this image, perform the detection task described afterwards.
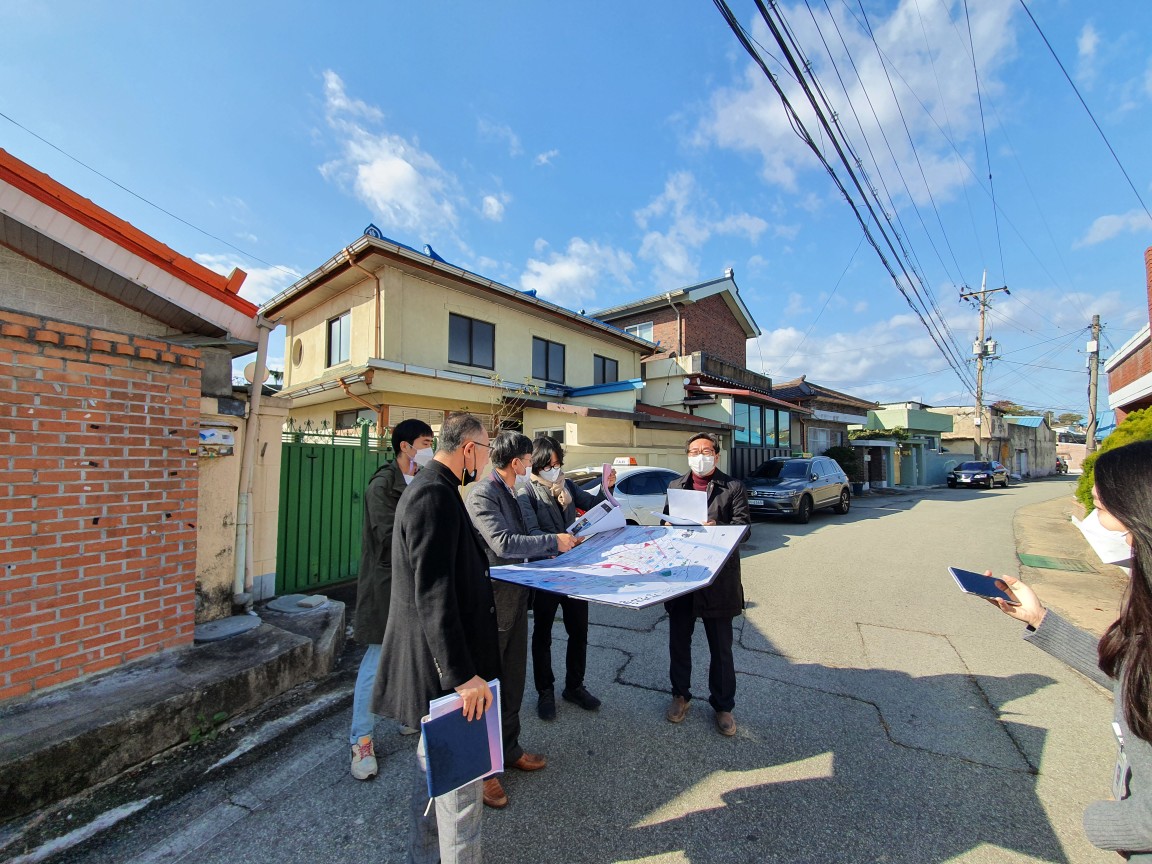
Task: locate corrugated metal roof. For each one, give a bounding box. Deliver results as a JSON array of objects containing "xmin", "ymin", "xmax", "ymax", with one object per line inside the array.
[{"xmin": 1005, "ymin": 415, "xmax": 1045, "ymax": 427}]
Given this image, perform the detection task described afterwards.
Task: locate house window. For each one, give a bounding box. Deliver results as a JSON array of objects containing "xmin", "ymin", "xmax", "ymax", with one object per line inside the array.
[
  {"xmin": 327, "ymin": 312, "xmax": 351, "ymax": 367},
  {"xmin": 777, "ymin": 410, "xmax": 791, "ymax": 448},
  {"xmin": 593, "ymin": 355, "xmax": 619, "ymax": 385},
  {"xmin": 734, "ymin": 401, "xmax": 750, "ymax": 445},
  {"xmin": 809, "ymin": 427, "xmax": 842, "ymax": 454},
  {"xmin": 335, "ymin": 407, "xmax": 375, "ymax": 431},
  {"xmin": 625, "ymin": 322, "xmax": 654, "ymax": 342},
  {"xmin": 534, "ymin": 428, "xmax": 565, "ymax": 444},
  {"xmin": 532, "ymin": 337, "xmax": 565, "ymax": 383},
  {"xmin": 448, "ymin": 313, "xmax": 495, "ymax": 369}
]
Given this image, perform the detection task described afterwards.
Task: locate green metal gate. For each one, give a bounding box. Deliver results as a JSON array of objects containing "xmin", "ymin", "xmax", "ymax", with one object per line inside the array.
[{"xmin": 276, "ymin": 421, "xmax": 393, "ymax": 593}]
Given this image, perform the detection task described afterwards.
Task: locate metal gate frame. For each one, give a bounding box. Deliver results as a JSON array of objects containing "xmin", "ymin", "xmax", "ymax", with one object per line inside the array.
[{"xmin": 276, "ymin": 421, "xmax": 393, "ymax": 594}]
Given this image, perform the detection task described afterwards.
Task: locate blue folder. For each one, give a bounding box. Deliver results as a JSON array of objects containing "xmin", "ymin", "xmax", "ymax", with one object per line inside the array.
[{"xmin": 421, "ymin": 680, "xmax": 502, "ymax": 798}]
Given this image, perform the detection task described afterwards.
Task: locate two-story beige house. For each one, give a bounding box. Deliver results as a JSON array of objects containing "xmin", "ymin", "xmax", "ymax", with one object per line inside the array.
[{"xmin": 261, "ymin": 231, "xmax": 717, "ymax": 466}]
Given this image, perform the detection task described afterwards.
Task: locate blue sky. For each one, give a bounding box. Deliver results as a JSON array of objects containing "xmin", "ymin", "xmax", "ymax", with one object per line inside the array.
[{"xmin": 3, "ymin": 0, "xmax": 1151, "ymax": 418}]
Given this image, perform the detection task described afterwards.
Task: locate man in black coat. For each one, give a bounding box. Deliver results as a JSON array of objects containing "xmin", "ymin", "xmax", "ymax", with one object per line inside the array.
[
  {"xmin": 663, "ymin": 432, "xmax": 750, "ymax": 737},
  {"xmin": 372, "ymin": 412, "xmax": 499, "ymax": 864},
  {"xmin": 349, "ymin": 417, "xmax": 434, "ymax": 780}
]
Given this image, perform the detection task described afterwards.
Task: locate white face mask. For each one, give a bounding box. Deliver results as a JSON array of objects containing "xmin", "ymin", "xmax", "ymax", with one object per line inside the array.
[
  {"xmin": 539, "ymin": 466, "xmax": 562, "ymax": 484},
  {"xmin": 412, "ymin": 446, "xmax": 434, "ymax": 467},
  {"xmin": 514, "ymin": 461, "xmax": 532, "ymax": 486},
  {"xmin": 687, "ymin": 454, "xmax": 717, "ymax": 476}
]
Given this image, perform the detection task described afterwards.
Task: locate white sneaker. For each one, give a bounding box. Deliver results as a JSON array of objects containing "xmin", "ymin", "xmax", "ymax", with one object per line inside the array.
[{"xmin": 351, "ymin": 735, "xmax": 378, "ymax": 780}]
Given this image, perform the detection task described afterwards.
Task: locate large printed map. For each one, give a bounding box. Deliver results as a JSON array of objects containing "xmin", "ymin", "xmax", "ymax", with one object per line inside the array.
[{"xmin": 490, "ymin": 524, "xmax": 747, "ymax": 609}]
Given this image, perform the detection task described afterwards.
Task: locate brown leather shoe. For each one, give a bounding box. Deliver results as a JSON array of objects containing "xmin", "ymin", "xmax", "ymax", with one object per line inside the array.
[
  {"xmin": 483, "ymin": 776, "xmax": 508, "ymax": 809},
  {"xmin": 666, "ymin": 695, "xmax": 689, "ymax": 723},
  {"xmin": 715, "ymin": 710, "xmax": 736, "ymax": 736},
  {"xmin": 509, "ymin": 751, "xmax": 547, "ymax": 771}
]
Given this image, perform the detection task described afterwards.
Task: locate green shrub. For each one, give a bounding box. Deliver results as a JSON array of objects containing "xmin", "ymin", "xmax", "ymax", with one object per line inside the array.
[
  {"xmin": 823, "ymin": 445, "xmax": 862, "ymax": 481},
  {"xmin": 1076, "ymin": 407, "xmax": 1152, "ymax": 511}
]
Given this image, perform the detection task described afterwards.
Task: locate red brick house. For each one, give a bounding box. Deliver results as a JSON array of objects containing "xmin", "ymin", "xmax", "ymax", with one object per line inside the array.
[
  {"xmin": 591, "ymin": 271, "xmax": 805, "ymax": 476},
  {"xmin": 0, "ymin": 149, "xmax": 262, "ymax": 701},
  {"xmin": 1105, "ymin": 247, "xmax": 1152, "ymax": 422}
]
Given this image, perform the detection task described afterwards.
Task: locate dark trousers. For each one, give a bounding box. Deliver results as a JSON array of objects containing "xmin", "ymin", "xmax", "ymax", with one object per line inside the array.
[
  {"xmin": 492, "ymin": 580, "xmax": 529, "ymax": 764},
  {"xmin": 667, "ymin": 601, "xmax": 736, "ymax": 713},
  {"xmin": 531, "ymin": 591, "xmax": 590, "ymax": 693}
]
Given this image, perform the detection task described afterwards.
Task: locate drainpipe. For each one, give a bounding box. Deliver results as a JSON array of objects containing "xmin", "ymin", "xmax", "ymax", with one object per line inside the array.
[
  {"xmin": 339, "ymin": 377, "xmax": 385, "ymax": 435},
  {"xmin": 234, "ymin": 314, "xmax": 277, "ymax": 608},
  {"xmin": 344, "ymin": 247, "xmax": 381, "ymax": 360},
  {"xmin": 664, "ymin": 293, "xmax": 682, "ymax": 355}
]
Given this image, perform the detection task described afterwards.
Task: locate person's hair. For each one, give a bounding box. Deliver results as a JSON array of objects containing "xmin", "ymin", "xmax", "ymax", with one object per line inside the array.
[
  {"xmin": 438, "ymin": 413, "xmax": 484, "ymax": 454},
  {"xmin": 685, "ymin": 432, "xmax": 721, "ymax": 453},
  {"xmin": 531, "ymin": 435, "xmax": 565, "ymax": 473},
  {"xmin": 1096, "ymin": 440, "xmax": 1152, "ymax": 740},
  {"xmin": 391, "ymin": 418, "xmax": 434, "ymax": 449},
  {"xmin": 489, "ymin": 431, "xmax": 533, "ymax": 468}
]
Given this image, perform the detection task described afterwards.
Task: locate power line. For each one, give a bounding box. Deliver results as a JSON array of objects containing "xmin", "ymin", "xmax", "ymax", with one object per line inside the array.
[
  {"xmin": 0, "ymin": 109, "xmax": 300, "ymax": 280},
  {"xmin": 1016, "ymin": 0, "xmax": 1152, "ymax": 224}
]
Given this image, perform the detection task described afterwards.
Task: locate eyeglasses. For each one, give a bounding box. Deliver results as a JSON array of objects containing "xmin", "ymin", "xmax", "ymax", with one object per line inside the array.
[
  {"xmin": 470, "ymin": 440, "xmax": 490, "ymax": 449},
  {"xmin": 687, "ymin": 449, "xmax": 717, "ymax": 457}
]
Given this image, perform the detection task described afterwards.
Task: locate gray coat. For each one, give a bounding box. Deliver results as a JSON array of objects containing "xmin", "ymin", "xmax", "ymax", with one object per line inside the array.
[
  {"xmin": 371, "ymin": 460, "xmax": 501, "ymax": 730},
  {"xmin": 353, "ymin": 460, "xmax": 407, "ymax": 645},
  {"xmin": 517, "ymin": 476, "xmax": 605, "ymax": 538},
  {"xmin": 465, "ymin": 472, "xmax": 559, "ymax": 566}
]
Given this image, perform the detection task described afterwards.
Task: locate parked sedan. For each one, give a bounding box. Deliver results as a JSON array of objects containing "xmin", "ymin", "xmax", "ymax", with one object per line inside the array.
[
  {"xmin": 574, "ymin": 465, "xmax": 682, "ymax": 526},
  {"xmin": 947, "ymin": 460, "xmax": 1010, "ymax": 489},
  {"xmin": 744, "ymin": 456, "xmax": 851, "ymax": 524}
]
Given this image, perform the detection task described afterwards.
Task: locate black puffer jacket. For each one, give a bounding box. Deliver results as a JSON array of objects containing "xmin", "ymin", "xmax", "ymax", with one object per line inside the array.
[{"xmin": 663, "ymin": 468, "xmax": 750, "ymax": 618}]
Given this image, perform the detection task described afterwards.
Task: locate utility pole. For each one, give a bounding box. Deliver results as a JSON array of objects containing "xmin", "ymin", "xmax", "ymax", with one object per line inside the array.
[
  {"xmin": 960, "ymin": 272, "xmax": 1009, "ymax": 461},
  {"xmin": 1085, "ymin": 314, "xmax": 1101, "ymax": 455}
]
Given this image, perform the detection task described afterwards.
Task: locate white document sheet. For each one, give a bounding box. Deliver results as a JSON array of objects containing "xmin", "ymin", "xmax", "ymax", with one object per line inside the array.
[
  {"xmin": 567, "ymin": 499, "xmax": 626, "ymax": 538},
  {"xmin": 666, "ymin": 488, "xmax": 708, "ymax": 525}
]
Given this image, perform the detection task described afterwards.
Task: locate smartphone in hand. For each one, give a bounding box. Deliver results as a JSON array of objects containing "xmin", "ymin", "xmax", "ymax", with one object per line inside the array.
[{"xmin": 948, "ymin": 566, "xmax": 1021, "ymax": 606}]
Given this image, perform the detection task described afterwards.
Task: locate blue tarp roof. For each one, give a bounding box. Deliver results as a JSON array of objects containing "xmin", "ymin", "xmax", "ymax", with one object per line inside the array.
[{"xmin": 1005, "ymin": 415, "xmax": 1046, "ymax": 427}]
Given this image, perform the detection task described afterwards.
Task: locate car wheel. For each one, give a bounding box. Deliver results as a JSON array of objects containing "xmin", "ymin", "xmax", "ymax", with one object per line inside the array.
[
  {"xmin": 794, "ymin": 495, "xmax": 812, "ymax": 524},
  {"xmin": 1000, "ymin": 477, "xmax": 1009, "ymax": 488},
  {"xmin": 833, "ymin": 489, "xmax": 850, "ymax": 515},
  {"xmin": 985, "ymin": 478, "xmax": 993, "ymax": 489},
  {"xmin": 947, "ymin": 480, "xmax": 956, "ymax": 488}
]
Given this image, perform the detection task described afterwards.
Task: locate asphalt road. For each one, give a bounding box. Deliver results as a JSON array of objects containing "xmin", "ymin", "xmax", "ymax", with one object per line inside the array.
[{"xmin": 32, "ymin": 479, "xmax": 1117, "ymax": 864}]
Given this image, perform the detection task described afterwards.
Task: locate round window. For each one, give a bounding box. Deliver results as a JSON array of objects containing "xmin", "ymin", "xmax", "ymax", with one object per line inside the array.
[{"xmin": 291, "ymin": 338, "xmax": 303, "ymax": 366}]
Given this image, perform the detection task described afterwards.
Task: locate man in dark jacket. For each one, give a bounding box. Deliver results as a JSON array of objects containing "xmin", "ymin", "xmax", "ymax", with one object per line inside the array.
[
  {"xmin": 663, "ymin": 432, "xmax": 750, "ymax": 736},
  {"xmin": 349, "ymin": 418, "xmax": 434, "ymax": 780},
  {"xmin": 372, "ymin": 412, "xmax": 499, "ymax": 864},
  {"xmin": 465, "ymin": 431, "xmax": 578, "ymax": 809}
]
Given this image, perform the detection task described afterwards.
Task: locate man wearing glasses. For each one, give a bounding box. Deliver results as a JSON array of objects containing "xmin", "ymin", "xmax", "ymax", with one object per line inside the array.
[
  {"xmin": 663, "ymin": 432, "xmax": 750, "ymax": 736},
  {"xmin": 372, "ymin": 412, "xmax": 499, "ymax": 863}
]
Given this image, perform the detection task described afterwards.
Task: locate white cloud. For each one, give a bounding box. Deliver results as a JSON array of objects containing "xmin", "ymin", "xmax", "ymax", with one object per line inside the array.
[
  {"xmin": 318, "ymin": 70, "xmax": 460, "ymax": 236},
  {"xmin": 195, "ymin": 254, "xmax": 300, "ymax": 305},
  {"xmin": 697, "ymin": 0, "xmax": 1018, "ymax": 206},
  {"xmin": 784, "ymin": 292, "xmax": 809, "ymax": 317},
  {"xmin": 520, "ymin": 238, "xmax": 635, "ymax": 306},
  {"xmin": 477, "ymin": 119, "xmax": 523, "ymax": 157},
  {"xmin": 1073, "ymin": 209, "xmax": 1152, "ymax": 248},
  {"xmin": 1077, "ymin": 23, "xmax": 1099, "ymax": 83},
  {"xmin": 534, "ymin": 149, "xmax": 560, "ymax": 167},
  {"xmin": 634, "ymin": 172, "xmax": 768, "ymax": 289},
  {"xmin": 481, "ymin": 193, "xmax": 510, "ymax": 222}
]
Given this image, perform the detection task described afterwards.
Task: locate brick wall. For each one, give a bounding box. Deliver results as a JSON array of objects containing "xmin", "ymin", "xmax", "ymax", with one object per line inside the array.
[
  {"xmin": 0, "ymin": 308, "xmax": 201, "ymax": 701},
  {"xmin": 680, "ymin": 294, "xmax": 748, "ymax": 367},
  {"xmin": 611, "ymin": 294, "xmax": 749, "ymax": 367}
]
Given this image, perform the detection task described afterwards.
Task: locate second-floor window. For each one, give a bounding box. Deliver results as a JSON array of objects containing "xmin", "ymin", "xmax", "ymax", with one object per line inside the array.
[
  {"xmin": 448, "ymin": 313, "xmax": 495, "ymax": 369},
  {"xmin": 593, "ymin": 355, "xmax": 619, "ymax": 385},
  {"xmin": 327, "ymin": 312, "xmax": 351, "ymax": 367},
  {"xmin": 532, "ymin": 337, "xmax": 565, "ymax": 383},
  {"xmin": 625, "ymin": 321, "xmax": 654, "ymax": 342}
]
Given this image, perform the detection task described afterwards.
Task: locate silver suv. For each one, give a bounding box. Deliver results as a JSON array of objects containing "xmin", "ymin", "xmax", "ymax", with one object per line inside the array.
[{"xmin": 744, "ymin": 456, "xmax": 851, "ymax": 523}]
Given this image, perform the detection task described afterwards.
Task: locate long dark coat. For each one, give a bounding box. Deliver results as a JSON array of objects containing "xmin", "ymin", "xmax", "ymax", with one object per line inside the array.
[
  {"xmin": 515, "ymin": 476, "xmax": 605, "ymax": 537},
  {"xmin": 371, "ymin": 460, "xmax": 501, "ymax": 730},
  {"xmin": 663, "ymin": 468, "xmax": 750, "ymax": 619},
  {"xmin": 353, "ymin": 460, "xmax": 407, "ymax": 645}
]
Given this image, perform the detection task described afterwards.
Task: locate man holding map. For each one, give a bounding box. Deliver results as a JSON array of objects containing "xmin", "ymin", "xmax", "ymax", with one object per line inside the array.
[{"xmin": 663, "ymin": 432, "xmax": 750, "ymax": 736}]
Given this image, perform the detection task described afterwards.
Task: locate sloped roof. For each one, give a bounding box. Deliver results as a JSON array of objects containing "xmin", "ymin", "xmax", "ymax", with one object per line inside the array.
[
  {"xmin": 1005, "ymin": 415, "xmax": 1047, "ymax": 428},
  {"xmin": 771, "ymin": 376, "xmax": 877, "ymax": 410},
  {"xmin": 0, "ymin": 148, "xmax": 257, "ymax": 346},
  {"xmin": 589, "ymin": 272, "xmax": 760, "ymax": 339}
]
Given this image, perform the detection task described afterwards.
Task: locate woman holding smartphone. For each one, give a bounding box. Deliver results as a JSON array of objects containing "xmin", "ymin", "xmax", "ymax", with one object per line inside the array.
[{"xmin": 991, "ymin": 439, "xmax": 1152, "ymax": 860}]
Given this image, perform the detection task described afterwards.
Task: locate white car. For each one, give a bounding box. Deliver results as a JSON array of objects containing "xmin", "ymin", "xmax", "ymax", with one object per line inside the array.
[{"xmin": 571, "ymin": 464, "xmax": 682, "ymax": 526}]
